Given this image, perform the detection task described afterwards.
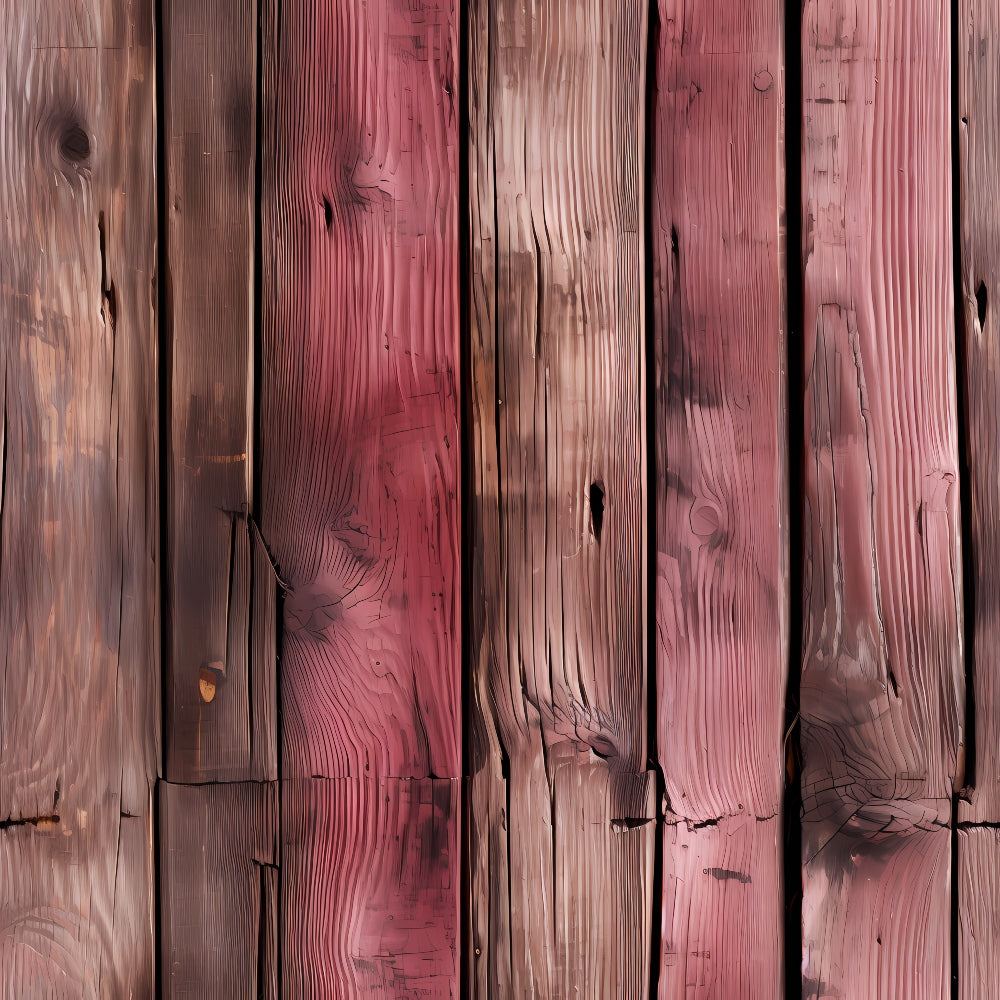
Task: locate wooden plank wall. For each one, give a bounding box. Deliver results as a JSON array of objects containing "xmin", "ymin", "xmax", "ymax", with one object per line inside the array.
[
  {"xmin": 0, "ymin": 0, "xmax": 159, "ymax": 992},
  {"xmin": 11, "ymin": 0, "xmax": 1000, "ymax": 995}
]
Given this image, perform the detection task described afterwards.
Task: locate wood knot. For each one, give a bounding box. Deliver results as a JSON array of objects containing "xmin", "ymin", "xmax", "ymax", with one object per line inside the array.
[
  {"xmin": 753, "ymin": 70, "xmax": 774, "ymax": 93},
  {"xmin": 59, "ymin": 122, "xmax": 91, "ymax": 163},
  {"xmin": 199, "ymin": 662, "xmax": 223, "ymax": 703}
]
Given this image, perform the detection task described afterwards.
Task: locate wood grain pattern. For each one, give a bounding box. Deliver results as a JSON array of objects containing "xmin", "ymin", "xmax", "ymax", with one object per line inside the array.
[
  {"xmin": 653, "ymin": 1, "xmax": 787, "ymax": 993},
  {"xmin": 957, "ymin": 3, "xmax": 1000, "ymax": 991},
  {"xmin": 958, "ymin": 828, "xmax": 1000, "ymax": 1000},
  {"xmin": 163, "ymin": 0, "xmax": 274, "ymax": 784},
  {"xmin": 282, "ymin": 778, "xmax": 459, "ymax": 997},
  {"xmin": 800, "ymin": 2, "xmax": 963, "ymax": 996},
  {"xmin": 160, "ymin": 781, "xmax": 278, "ymax": 998},
  {"xmin": 661, "ymin": 816, "xmax": 782, "ymax": 998},
  {"xmin": 468, "ymin": 1, "xmax": 654, "ymax": 994},
  {"xmin": 0, "ymin": 0, "xmax": 158, "ymax": 991},
  {"xmin": 260, "ymin": 0, "xmax": 461, "ymax": 990},
  {"xmin": 958, "ymin": 0, "xmax": 1000, "ymax": 826}
]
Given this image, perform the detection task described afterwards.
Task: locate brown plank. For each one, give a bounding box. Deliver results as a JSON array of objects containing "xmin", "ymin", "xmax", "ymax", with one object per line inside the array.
[
  {"xmin": 800, "ymin": 2, "xmax": 963, "ymax": 995},
  {"xmin": 282, "ymin": 778, "xmax": 459, "ymax": 996},
  {"xmin": 160, "ymin": 782, "xmax": 278, "ymax": 998},
  {"xmin": 0, "ymin": 0, "xmax": 157, "ymax": 990},
  {"xmin": 260, "ymin": 0, "xmax": 462, "ymax": 990},
  {"xmin": 653, "ymin": 1, "xmax": 787, "ymax": 993},
  {"xmin": 163, "ymin": 0, "xmax": 276, "ymax": 784},
  {"xmin": 468, "ymin": 2, "xmax": 654, "ymax": 994},
  {"xmin": 957, "ymin": 2, "xmax": 1000, "ymax": 990}
]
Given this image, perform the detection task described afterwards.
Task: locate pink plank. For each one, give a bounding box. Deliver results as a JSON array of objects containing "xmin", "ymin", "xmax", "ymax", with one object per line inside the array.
[
  {"xmin": 653, "ymin": 0, "xmax": 787, "ymax": 993},
  {"xmin": 800, "ymin": 1, "xmax": 962, "ymax": 995},
  {"xmin": 281, "ymin": 778, "xmax": 459, "ymax": 997},
  {"xmin": 260, "ymin": 0, "xmax": 460, "ymax": 990}
]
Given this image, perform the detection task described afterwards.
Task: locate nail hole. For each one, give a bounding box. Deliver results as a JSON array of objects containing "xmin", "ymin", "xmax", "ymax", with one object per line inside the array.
[
  {"xmin": 322, "ymin": 196, "xmax": 333, "ymax": 230},
  {"xmin": 60, "ymin": 123, "xmax": 90, "ymax": 163},
  {"xmin": 977, "ymin": 280, "xmax": 988, "ymax": 328},
  {"xmin": 589, "ymin": 481, "xmax": 605, "ymax": 541}
]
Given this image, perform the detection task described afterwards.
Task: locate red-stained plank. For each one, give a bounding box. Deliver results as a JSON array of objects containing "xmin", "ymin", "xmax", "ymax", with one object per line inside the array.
[
  {"xmin": 653, "ymin": 1, "xmax": 787, "ymax": 993},
  {"xmin": 468, "ymin": 1, "xmax": 655, "ymax": 994},
  {"xmin": 282, "ymin": 778, "xmax": 459, "ymax": 997},
  {"xmin": 800, "ymin": 2, "xmax": 963, "ymax": 996},
  {"xmin": 160, "ymin": 782, "xmax": 278, "ymax": 998},
  {"xmin": 0, "ymin": 0, "xmax": 158, "ymax": 990},
  {"xmin": 260, "ymin": 0, "xmax": 461, "ymax": 991}
]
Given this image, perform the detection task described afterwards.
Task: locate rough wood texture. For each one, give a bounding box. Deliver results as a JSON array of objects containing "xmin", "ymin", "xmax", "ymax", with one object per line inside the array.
[
  {"xmin": 0, "ymin": 0, "xmax": 158, "ymax": 992},
  {"xmin": 282, "ymin": 778, "xmax": 459, "ymax": 997},
  {"xmin": 800, "ymin": 2, "xmax": 963, "ymax": 996},
  {"xmin": 164, "ymin": 0, "xmax": 276, "ymax": 784},
  {"xmin": 958, "ymin": 828, "xmax": 1000, "ymax": 1000},
  {"xmin": 160, "ymin": 782, "xmax": 278, "ymax": 998},
  {"xmin": 958, "ymin": 0, "xmax": 1000, "ymax": 826},
  {"xmin": 661, "ymin": 816, "xmax": 782, "ymax": 998},
  {"xmin": 957, "ymin": 3, "xmax": 1000, "ymax": 991},
  {"xmin": 653, "ymin": 1, "xmax": 787, "ymax": 993},
  {"xmin": 468, "ymin": 1, "xmax": 654, "ymax": 994},
  {"xmin": 261, "ymin": 0, "xmax": 461, "ymax": 991}
]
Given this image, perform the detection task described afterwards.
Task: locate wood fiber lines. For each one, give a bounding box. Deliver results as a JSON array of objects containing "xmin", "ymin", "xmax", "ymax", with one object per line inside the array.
[
  {"xmin": 0, "ymin": 0, "xmax": 158, "ymax": 992},
  {"xmin": 261, "ymin": 0, "xmax": 462, "ymax": 993},
  {"xmin": 160, "ymin": 782, "xmax": 279, "ymax": 998},
  {"xmin": 468, "ymin": 2, "xmax": 654, "ymax": 995},
  {"xmin": 163, "ymin": 0, "xmax": 277, "ymax": 785},
  {"xmin": 653, "ymin": 0, "xmax": 787, "ymax": 994},
  {"xmin": 958, "ymin": 1, "xmax": 1000, "ymax": 992},
  {"xmin": 800, "ymin": 2, "xmax": 963, "ymax": 996}
]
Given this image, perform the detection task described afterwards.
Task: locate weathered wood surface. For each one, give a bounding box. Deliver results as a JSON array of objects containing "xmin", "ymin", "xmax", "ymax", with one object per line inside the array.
[
  {"xmin": 282, "ymin": 778, "xmax": 459, "ymax": 997},
  {"xmin": 163, "ymin": 0, "xmax": 276, "ymax": 784},
  {"xmin": 261, "ymin": 0, "xmax": 461, "ymax": 992},
  {"xmin": 468, "ymin": 1, "xmax": 655, "ymax": 994},
  {"xmin": 958, "ymin": 2, "xmax": 1000, "ymax": 991},
  {"xmin": 0, "ymin": 0, "xmax": 158, "ymax": 992},
  {"xmin": 800, "ymin": 2, "xmax": 963, "ymax": 996},
  {"xmin": 959, "ymin": 828, "xmax": 1000, "ymax": 1000},
  {"xmin": 653, "ymin": 0, "xmax": 787, "ymax": 994},
  {"xmin": 160, "ymin": 781, "xmax": 278, "ymax": 998}
]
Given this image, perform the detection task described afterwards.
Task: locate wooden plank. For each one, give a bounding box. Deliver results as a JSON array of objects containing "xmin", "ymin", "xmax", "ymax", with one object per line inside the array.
[
  {"xmin": 661, "ymin": 816, "xmax": 782, "ymax": 998},
  {"xmin": 282, "ymin": 778, "xmax": 459, "ymax": 997},
  {"xmin": 800, "ymin": 2, "xmax": 963, "ymax": 996},
  {"xmin": 959, "ymin": 828, "xmax": 1000, "ymax": 999},
  {"xmin": 160, "ymin": 781, "xmax": 278, "ymax": 998},
  {"xmin": 652, "ymin": 1, "xmax": 787, "ymax": 993},
  {"xmin": 163, "ymin": 0, "xmax": 274, "ymax": 784},
  {"xmin": 0, "ymin": 0, "xmax": 158, "ymax": 991},
  {"xmin": 957, "ymin": 3, "xmax": 1000, "ymax": 992},
  {"xmin": 260, "ymin": 0, "xmax": 461, "ymax": 991},
  {"xmin": 467, "ymin": 2, "xmax": 654, "ymax": 994}
]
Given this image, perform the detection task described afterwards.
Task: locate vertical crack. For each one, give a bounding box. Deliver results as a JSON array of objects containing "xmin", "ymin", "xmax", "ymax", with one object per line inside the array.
[
  {"xmin": 644, "ymin": 3, "xmax": 664, "ymax": 999},
  {"xmin": 784, "ymin": 0, "xmax": 805, "ymax": 995}
]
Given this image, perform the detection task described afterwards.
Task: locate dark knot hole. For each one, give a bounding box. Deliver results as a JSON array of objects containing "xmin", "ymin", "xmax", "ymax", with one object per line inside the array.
[{"xmin": 589, "ymin": 481, "xmax": 605, "ymax": 541}]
